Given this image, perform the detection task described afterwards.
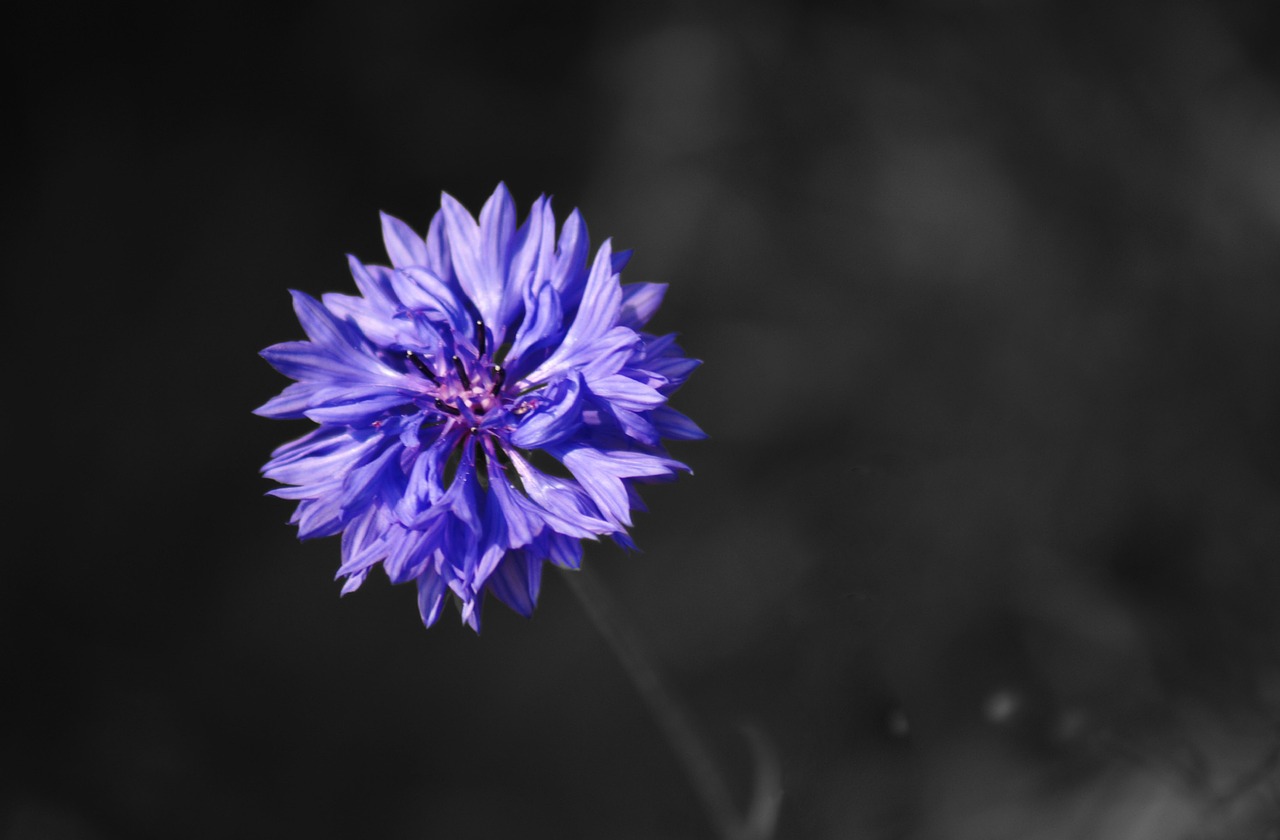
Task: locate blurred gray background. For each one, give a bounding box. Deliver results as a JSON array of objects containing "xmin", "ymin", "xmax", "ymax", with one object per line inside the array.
[{"xmin": 7, "ymin": 1, "xmax": 1280, "ymax": 838}]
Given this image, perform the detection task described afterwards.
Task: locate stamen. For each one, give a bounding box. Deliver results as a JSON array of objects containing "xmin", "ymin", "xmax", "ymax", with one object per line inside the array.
[
  {"xmin": 452, "ymin": 355, "xmax": 472, "ymax": 390},
  {"xmin": 490, "ymin": 364, "xmax": 506, "ymax": 394},
  {"xmin": 474, "ymin": 320, "xmax": 487, "ymax": 357},
  {"xmin": 434, "ymin": 397, "xmax": 460, "ymax": 416},
  {"xmin": 405, "ymin": 350, "xmax": 438, "ymax": 383}
]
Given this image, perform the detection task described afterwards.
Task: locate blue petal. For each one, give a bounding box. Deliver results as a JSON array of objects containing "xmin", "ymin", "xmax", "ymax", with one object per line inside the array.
[
  {"xmin": 263, "ymin": 430, "xmax": 381, "ymax": 486},
  {"xmin": 384, "ymin": 522, "xmax": 443, "ymax": 584},
  {"xmin": 391, "ymin": 266, "xmax": 471, "ymax": 333},
  {"xmin": 486, "ymin": 553, "xmax": 540, "ymax": 618},
  {"xmin": 618, "ymin": 283, "xmax": 667, "ymax": 330},
  {"xmin": 551, "ymin": 208, "xmax": 590, "ymax": 309},
  {"xmin": 346, "ymin": 255, "xmax": 400, "ymax": 312},
  {"xmin": 459, "ymin": 591, "xmax": 483, "ymax": 632},
  {"xmin": 524, "ymin": 323, "xmax": 638, "ymax": 387},
  {"xmin": 587, "ymin": 374, "xmax": 666, "ymax": 412},
  {"xmin": 417, "ymin": 570, "xmax": 449, "ymax": 627},
  {"xmin": 322, "ymin": 292, "xmax": 405, "ymax": 347},
  {"xmin": 340, "ymin": 568, "xmax": 369, "ymax": 595},
  {"xmin": 254, "ymin": 382, "xmax": 319, "ymax": 419},
  {"xmin": 380, "ymin": 212, "xmax": 430, "ymax": 268},
  {"xmin": 441, "ymin": 191, "xmax": 502, "ymax": 332},
  {"xmin": 552, "ymin": 446, "xmax": 688, "ymax": 528},
  {"xmin": 423, "ymin": 210, "xmax": 452, "ymax": 278},
  {"xmin": 564, "ymin": 241, "xmax": 621, "ymax": 348},
  {"xmin": 608, "ymin": 405, "xmax": 661, "ymax": 446},
  {"xmin": 291, "ymin": 289, "xmax": 367, "ymax": 349},
  {"xmin": 292, "ymin": 495, "xmax": 346, "ymax": 540},
  {"xmin": 501, "ymin": 196, "xmax": 551, "ymax": 344},
  {"xmin": 611, "ymin": 248, "xmax": 634, "ymax": 273},
  {"xmin": 474, "ymin": 542, "xmax": 507, "ymax": 598},
  {"xmin": 505, "ymin": 283, "xmax": 564, "ymax": 376},
  {"xmin": 260, "ymin": 341, "xmax": 364, "ymax": 382},
  {"xmin": 303, "ymin": 392, "xmax": 409, "ymax": 425},
  {"xmin": 508, "ymin": 450, "xmax": 613, "ymax": 538},
  {"xmin": 651, "ymin": 405, "xmax": 708, "ymax": 440},
  {"xmin": 485, "ymin": 453, "xmax": 541, "ymax": 549},
  {"xmin": 543, "ymin": 532, "xmax": 583, "ymax": 569},
  {"xmin": 510, "ymin": 374, "xmax": 583, "ymax": 449},
  {"xmin": 577, "ymin": 327, "xmax": 642, "ymax": 381},
  {"xmin": 338, "ymin": 507, "xmax": 392, "ymax": 577},
  {"xmin": 647, "ymin": 356, "xmax": 702, "ymax": 393},
  {"xmin": 337, "ymin": 444, "xmax": 402, "ymax": 517},
  {"xmin": 478, "ymin": 182, "xmax": 518, "ymax": 334}
]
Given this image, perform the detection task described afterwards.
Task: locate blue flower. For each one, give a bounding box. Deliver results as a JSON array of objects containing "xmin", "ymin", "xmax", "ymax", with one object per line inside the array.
[{"xmin": 256, "ymin": 185, "xmax": 703, "ymax": 630}]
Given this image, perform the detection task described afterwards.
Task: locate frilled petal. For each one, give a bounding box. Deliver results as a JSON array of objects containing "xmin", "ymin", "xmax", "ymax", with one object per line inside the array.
[
  {"xmin": 441, "ymin": 186, "xmax": 518, "ymax": 338},
  {"xmin": 303, "ymin": 392, "xmax": 411, "ymax": 425},
  {"xmin": 506, "ymin": 194, "xmax": 554, "ymax": 310},
  {"xmin": 543, "ymin": 532, "xmax": 584, "ymax": 570},
  {"xmin": 253, "ymin": 382, "xmax": 321, "ymax": 419},
  {"xmin": 550, "ymin": 208, "xmax": 590, "ymax": 309},
  {"xmin": 262, "ymin": 428, "xmax": 380, "ymax": 487},
  {"xmin": 391, "ymin": 266, "xmax": 471, "ymax": 334},
  {"xmin": 618, "ymin": 282, "xmax": 666, "ymax": 330},
  {"xmin": 380, "ymin": 212, "xmax": 430, "ymax": 268},
  {"xmin": 523, "ymin": 324, "xmax": 637, "ymax": 386},
  {"xmin": 650, "ymin": 405, "xmax": 708, "ymax": 440},
  {"xmin": 561, "ymin": 242, "xmax": 621, "ymax": 351},
  {"xmin": 509, "ymin": 374, "xmax": 583, "ymax": 449},
  {"xmin": 553, "ymin": 446, "xmax": 689, "ymax": 528},
  {"xmin": 416, "ymin": 568, "xmax": 450, "ymax": 627},
  {"xmin": 586, "ymin": 374, "xmax": 666, "ymax": 412},
  {"xmin": 507, "ymin": 450, "xmax": 615, "ymax": 538},
  {"xmin": 505, "ymin": 282, "xmax": 564, "ymax": 376},
  {"xmin": 486, "ymin": 552, "xmax": 542, "ymax": 618}
]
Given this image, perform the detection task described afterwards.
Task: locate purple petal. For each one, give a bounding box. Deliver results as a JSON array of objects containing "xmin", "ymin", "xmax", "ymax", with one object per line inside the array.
[
  {"xmin": 338, "ymin": 507, "xmax": 392, "ymax": 577},
  {"xmin": 563, "ymin": 241, "xmax": 621, "ymax": 348},
  {"xmin": 618, "ymin": 283, "xmax": 667, "ymax": 330},
  {"xmin": 651, "ymin": 405, "xmax": 708, "ymax": 440},
  {"xmin": 505, "ymin": 283, "xmax": 564, "ymax": 374},
  {"xmin": 291, "ymin": 289, "xmax": 364, "ymax": 350},
  {"xmin": 608, "ymin": 405, "xmax": 660, "ymax": 446},
  {"xmin": 486, "ymin": 456, "xmax": 540, "ymax": 550},
  {"xmin": 253, "ymin": 382, "xmax": 319, "ymax": 419},
  {"xmin": 551, "ymin": 208, "xmax": 590, "ymax": 306},
  {"xmin": 507, "ymin": 450, "xmax": 612, "ymax": 538},
  {"xmin": 340, "ymin": 568, "xmax": 369, "ymax": 595},
  {"xmin": 322, "ymin": 292, "xmax": 405, "ymax": 347},
  {"xmin": 440, "ymin": 191, "xmax": 499, "ymax": 329},
  {"xmin": 553, "ymin": 446, "xmax": 688, "ymax": 528},
  {"xmin": 423, "ymin": 210, "xmax": 452, "ymax": 278},
  {"xmin": 486, "ymin": 553, "xmax": 539, "ymax": 618},
  {"xmin": 391, "ymin": 266, "xmax": 470, "ymax": 332},
  {"xmin": 417, "ymin": 570, "xmax": 449, "ymax": 627},
  {"xmin": 543, "ymin": 532, "xmax": 584, "ymax": 569},
  {"xmin": 380, "ymin": 212, "xmax": 430, "ymax": 268},
  {"xmin": 478, "ymin": 182, "xmax": 517, "ymax": 332},
  {"xmin": 346, "ymin": 255, "xmax": 399, "ymax": 312},
  {"xmin": 587, "ymin": 374, "xmax": 666, "ymax": 412},
  {"xmin": 510, "ymin": 374, "xmax": 584, "ymax": 449},
  {"xmin": 302, "ymin": 392, "xmax": 408, "ymax": 425}
]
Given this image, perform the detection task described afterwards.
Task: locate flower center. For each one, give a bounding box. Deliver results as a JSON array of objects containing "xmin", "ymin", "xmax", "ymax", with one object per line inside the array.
[{"xmin": 403, "ymin": 321, "xmax": 511, "ymax": 425}]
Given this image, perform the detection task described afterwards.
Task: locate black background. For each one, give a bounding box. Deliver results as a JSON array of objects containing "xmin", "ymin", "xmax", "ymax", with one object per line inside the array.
[{"xmin": 8, "ymin": 1, "xmax": 1280, "ymax": 838}]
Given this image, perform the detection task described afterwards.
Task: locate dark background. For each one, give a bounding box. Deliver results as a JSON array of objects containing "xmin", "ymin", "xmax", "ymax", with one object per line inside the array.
[{"xmin": 8, "ymin": 1, "xmax": 1280, "ymax": 838}]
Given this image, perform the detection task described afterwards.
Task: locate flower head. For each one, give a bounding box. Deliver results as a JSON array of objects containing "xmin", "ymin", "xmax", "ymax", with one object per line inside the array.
[{"xmin": 256, "ymin": 185, "xmax": 703, "ymax": 630}]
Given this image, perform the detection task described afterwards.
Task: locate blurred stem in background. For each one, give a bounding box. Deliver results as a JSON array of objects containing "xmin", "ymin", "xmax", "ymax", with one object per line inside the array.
[{"xmin": 563, "ymin": 565, "xmax": 782, "ymax": 840}]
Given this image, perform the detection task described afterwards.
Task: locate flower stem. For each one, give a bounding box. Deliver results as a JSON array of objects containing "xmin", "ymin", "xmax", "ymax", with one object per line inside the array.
[{"xmin": 563, "ymin": 565, "xmax": 756, "ymax": 840}]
